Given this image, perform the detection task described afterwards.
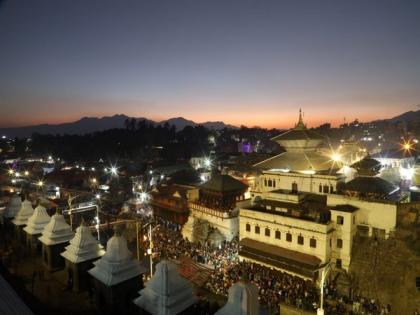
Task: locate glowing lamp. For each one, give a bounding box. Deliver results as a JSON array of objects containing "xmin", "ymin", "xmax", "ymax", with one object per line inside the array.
[{"xmin": 332, "ymin": 153, "xmax": 342, "ymax": 162}]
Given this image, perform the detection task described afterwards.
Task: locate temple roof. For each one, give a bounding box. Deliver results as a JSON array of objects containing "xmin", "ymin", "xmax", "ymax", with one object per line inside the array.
[
  {"xmin": 88, "ymin": 233, "xmax": 146, "ymax": 286},
  {"xmin": 200, "ymin": 174, "xmax": 248, "ymax": 193},
  {"xmin": 12, "ymin": 200, "xmax": 34, "ymax": 226},
  {"xmin": 23, "ymin": 204, "xmax": 51, "ymax": 235},
  {"xmin": 3, "ymin": 195, "xmax": 21, "ymax": 219},
  {"xmin": 216, "ymin": 281, "xmax": 260, "ymax": 315},
  {"xmin": 351, "ymin": 156, "xmax": 381, "ymax": 174},
  {"xmin": 270, "ymin": 110, "xmax": 325, "ymax": 151},
  {"xmin": 134, "ymin": 260, "xmax": 197, "ymax": 315},
  {"xmin": 38, "ymin": 212, "xmax": 74, "ymax": 246},
  {"xmin": 342, "ymin": 176, "xmax": 398, "ymax": 196},
  {"xmin": 61, "ymin": 221, "xmax": 105, "ymax": 264},
  {"xmin": 254, "ymin": 150, "xmax": 339, "ymax": 173}
]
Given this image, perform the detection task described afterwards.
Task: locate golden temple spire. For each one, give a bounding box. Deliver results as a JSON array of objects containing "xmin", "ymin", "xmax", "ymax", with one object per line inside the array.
[{"xmin": 295, "ymin": 108, "xmax": 306, "ymax": 129}]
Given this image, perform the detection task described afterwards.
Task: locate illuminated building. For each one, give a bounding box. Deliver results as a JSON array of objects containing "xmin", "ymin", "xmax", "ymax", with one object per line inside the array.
[{"xmin": 182, "ymin": 174, "xmax": 248, "ymax": 245}]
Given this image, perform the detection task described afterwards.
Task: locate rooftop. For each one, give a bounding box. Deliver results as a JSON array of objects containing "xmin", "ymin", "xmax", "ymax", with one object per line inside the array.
[{"xmin": 201, "ymin": 174, "xmax": 248, "ymax": 193}]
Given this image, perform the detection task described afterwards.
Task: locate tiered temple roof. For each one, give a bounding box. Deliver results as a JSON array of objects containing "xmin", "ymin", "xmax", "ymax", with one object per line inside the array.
[
  {"xmin": 23, "ymin": 204, "xmax": 51, "ymax": 235},
  {"xmin": 61, "ymin": 221, "xmax": 105, "ymax": 264},
  {"xmin": 134, "ymin": 260, "xmax": 197, "ymax": 315},
  {"xmin": 215, "ymin": 280, "xmax": 260, "ymax": 315},
  {"xmin": 38, "ymin": 211, "xmax": 74, "ymax": 246},
  {"xmin": 254, "ymin": 110, "xmax": 339, "ymax": 173},
  {"xmin": 12, "ymin": 199, "xmax": 34, "ymax": 226},
  {"xmin": 3, "ymin": 195, "xmax": 22, "ymax": 219},
  {"xmin": 88, "ymin": 230, "xmax": 146, "ymax": 286}
]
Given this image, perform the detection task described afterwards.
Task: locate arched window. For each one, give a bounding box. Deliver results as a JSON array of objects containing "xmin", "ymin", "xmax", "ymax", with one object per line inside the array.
[
  {"xmin": 255, "ymin": 226, "xmax": 260, "ymax": 234},
  {"xmin": 310, "ymin": 238, "xmax": 317, "ymax": 248},
  {"xmin": 286, "ymin": 232, "xmax": 292, "ymax": 242},
  {"xmin": 330, "ymin": 185, "xmax": 334, "ymax": 193},
  {"xmin": 319, "ymin": 184, "xmax": 322, "ymax": 193},
  {"xmin": 246, "ymin": 223, "xmax": 251, "ymax": 232},
  {"xmin": 265, "ymin": 228, "xmax": 270, "ymax": 237},
  {"xmin": 275, "ymin": 230, "xmax": 281, "ymax": 239},
  {"xmin": 323, "ymin": 185, "xmax": 329, "ymax": 193},
  {"xmin": 268, "ymin": 179, "xmax": 272, "ymax": 187}
]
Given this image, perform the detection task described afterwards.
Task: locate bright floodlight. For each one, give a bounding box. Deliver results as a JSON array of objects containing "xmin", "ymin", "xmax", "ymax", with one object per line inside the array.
[
  {"xmin": 110, "ymin": 166, "xmax": 118, "ymax": 175},
  {"xmin": 8, "ymin": 169, "xmax": 14, "ymax": 175},
  {"xmin": 38, "ymin": 180, "xmax": 44, "ymax": 187},
  {"xmin": 403, "ymin": 143, "xmax": 412, "ymax": 150},
  {"xmin": 140, "ymin": 192, "xmax": 148, "ymax": 202},
  {"xmin": 95, "ymin": 194, "xmax": 100, "ymax": 199},
  {"xmin": 331, "ymin": 152, "xmax": 341, "ymax": 162},
  {"xmin": 24, "ymin": 170, "xmax": 29, "ymax": 176},
  {"xmin": 15, "ymin": 172, "xmax": 20, "ymax": 177},
  {"xmin": 204, "ymin": 158, "xmax": 211, "ymax": 167}
]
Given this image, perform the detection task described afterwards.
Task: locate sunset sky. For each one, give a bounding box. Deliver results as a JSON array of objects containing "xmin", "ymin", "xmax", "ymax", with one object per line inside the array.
[{"xmin": 0, "ymin": 0, "xmax": 419, "ymax": 128}]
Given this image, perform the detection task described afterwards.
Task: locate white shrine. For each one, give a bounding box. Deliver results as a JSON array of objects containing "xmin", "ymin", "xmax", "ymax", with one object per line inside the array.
[
  {"xmin": 215, "ymin": 280, "xmax": 260, "ymax": 315},
  {"xmin": 88, "ymin": 229, "xmax": 147, "ymax": 313},
  {"xmin": 38, "ymin": 210, "xmax": 74, "ymax": 271},
  {"xmin": 61, "ymin": 220, "xmax": 105, "ymax": 291},
  {"xmin": 134, "ymin": 259, "xmax": 197, "ymax": 315},
  {"xmin": 23, "ymin": 204, "xmax": 51, "ymax": 254},
  {"xmin": 3, "ymin": 194, "xmax": 22, "ymax": 219},
  {"xmin": 11, "ymin": 199, "xmax": 34, "ymax": 243}
]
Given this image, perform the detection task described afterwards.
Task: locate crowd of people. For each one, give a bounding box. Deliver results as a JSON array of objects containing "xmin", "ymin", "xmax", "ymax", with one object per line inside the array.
[{"xmin": 151, "ymin": 218, "xmax": 396, "ymax": 314}]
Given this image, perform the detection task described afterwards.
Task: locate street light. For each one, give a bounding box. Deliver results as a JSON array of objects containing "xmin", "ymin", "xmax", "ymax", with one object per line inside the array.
[{"xmin": 317, "ymin": 261, "xmax": 333, "ymax": 315}]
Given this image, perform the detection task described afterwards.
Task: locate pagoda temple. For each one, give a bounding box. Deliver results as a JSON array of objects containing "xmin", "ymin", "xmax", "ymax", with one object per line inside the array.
[
  {"xmin": 61, "ymin": 220, "xmax": 105, "ymax": 291},
  {"xmin": 88, "ymin": 228, "xmax": 147, "ymax": 313},
  {"xmin": 343, "ymin": 156, "xmax": 399, "ymax": 199},
  {"xmin": 215, "ymin": 280, "xmax": 260, "ymax": 315},
  {"xmin": 23, "ymin": 204, "xmax": 51, "ymax": 255},
  {"xmin": 11, "ymin": 199, "xmax": 34, "ymax": 243},
  {"xmin": 134, "ymin": 259, "xmax": 197, "ymax": 315},
  {"xmin": 38, "ymin": 210, "xmax": 74, "ymax": 271},
  {"xmin": 182, "ymin": 174, "xmax": 247, "ymax": 245}
]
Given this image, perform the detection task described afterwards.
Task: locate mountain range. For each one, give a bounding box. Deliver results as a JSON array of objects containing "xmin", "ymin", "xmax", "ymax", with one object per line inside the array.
[
  {"xmin": 0, "ymin": 109, "xmax": 418, "ymax": 138},
  {"xmin": 0, "ymin": 115, "xmax": 238, "ymax": 138}
]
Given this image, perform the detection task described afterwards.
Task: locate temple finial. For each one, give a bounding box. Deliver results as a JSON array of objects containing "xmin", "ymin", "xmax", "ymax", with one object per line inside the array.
[{"xmin": 295, "ymin": 108, "xmax": 306, "ymax": 129}]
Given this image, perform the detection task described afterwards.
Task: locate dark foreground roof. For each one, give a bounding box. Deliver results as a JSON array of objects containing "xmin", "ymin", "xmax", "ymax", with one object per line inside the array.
[
  {"xmin": 0, "ymin": 274, "xmax": 33, "ymax": 315},
  {"xmin": 200, "ymin": 174, "xmax": 248, "ymax": 192}
]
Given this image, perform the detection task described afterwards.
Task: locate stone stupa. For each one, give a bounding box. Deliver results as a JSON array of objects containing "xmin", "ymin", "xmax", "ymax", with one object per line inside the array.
[
  {"xmin": 12, "ymin": 199, "xmax": 34, "ymax": 243},
  {"xmin": 61, "ymin": 219, "xmax": 105, "ymax": 291},
  {"xmin": 23, "ymin": 203, "xmax": 51, "ymax": 254},
  {"xmin": 88, "ymin": 227, "xmax": 147, "ymax": 313},
  {"xmin": 215, "ymin": 280, "xmax": 260, "ymax": 315},
  {"xmin": 134, "ymin": 259, "xmax": 197, "ymax": 315},
  {"xmin": 38, "ymin": 209, "xmax": 74, "ymax": 271}
]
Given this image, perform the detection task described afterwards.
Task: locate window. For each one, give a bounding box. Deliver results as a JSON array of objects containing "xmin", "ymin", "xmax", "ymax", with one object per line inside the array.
[
  {"xmin": 323, "ymin": 185, "xmax": 329, "ymax": 193},
  {"xmin": 329, "ymin": 238, "xmax": 332, "ymax": 247},
  {"xmin": 319, "ymin": 184, "xmax": 322, "ymax": 193},
  {"xmin": 273, "ymin": 180, "xmax": 276, "ymax": 188},
  {"xmin": 337, "ymin": 239, "xmax": 343, "ymax": 249},
  {"xmin": 353, "ymin": 215, "xmax": 356, "ymax": 224},
  {"xmin": 298, "ymin": 235, "xmax": 304, "ymax": 245},
  {"xmin": 275, "ymin": 230, "xmax": 281, "ymax": 239},
  {"xmin": 336, "ymin": 259, "xmax": 342, "ymax": 269},
  {"xmin": 255, "ymin": 226, "xmax": 260, "ymax": 234},
  {"xmin": 265, "ymin": 228, "xmax": 270, "ymax": 237},
  {"xmin": 246, "ymin": 223, "xmax": 251, "ymax": 232},
  {"xmin": 292, "ymin": 182, "xmax": 298, "ymax": 193},
  {"xmin": 268, "ymin": 179, "xmax": 272, "ymax": 187},
  {"xmin": 330, "ymin": 185, "xmax": 334, "ymax": 193},
  {"xmin": 264, "ymin": 179, "xmax": 267, "ymax": 186},
  {"xmin": 337, "ymin": 215, "xmax": 344, "ymax": 225},
  {"xmin": 310, "ymin": 238, "xmax": 317, "ymax": 248},
  {"xmin": 286, "ymin": 233, "xmax": 292, "ymax": 242}
]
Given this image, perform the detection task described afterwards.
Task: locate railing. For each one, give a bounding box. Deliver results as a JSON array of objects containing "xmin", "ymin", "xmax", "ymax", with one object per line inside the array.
[{"xmin": 188, "ymin": 202, "xmax": 237, "ymax": 219}]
